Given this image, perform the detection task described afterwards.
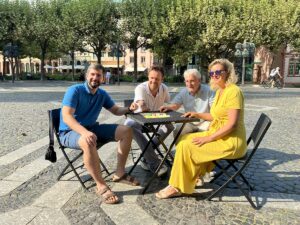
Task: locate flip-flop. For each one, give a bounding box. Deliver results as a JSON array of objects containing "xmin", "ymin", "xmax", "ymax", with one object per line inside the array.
[
  {"xmin": 112, "ymin": 173, "xmax": 140, "ymax": 186},
  {"xmin": 155, "ymin": 185, "xmax": 182, "ymax": 199},
  {"xmin": 96, "ymin": 187, "xmax": 119, "ymax": 204}
]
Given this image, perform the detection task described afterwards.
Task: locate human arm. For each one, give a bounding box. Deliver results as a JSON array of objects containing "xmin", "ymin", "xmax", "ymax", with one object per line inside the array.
[
  {"xmin": 62, "ymin": 106, "xmax": 97, "ymax": 147},
  {"xmin": 182, "ymin": 112, "xmax": 213, "ymax": 121},
  {"xmin": 108, "ymin": 102, "xmax": 138, "ymax": 116},
  {"xmin": 192, "ymin": 109, "xmax": 240, "ymax": 146},
  {"xmin": 160, "ymin": 103, "xmax": 181, "ymax": 112}
]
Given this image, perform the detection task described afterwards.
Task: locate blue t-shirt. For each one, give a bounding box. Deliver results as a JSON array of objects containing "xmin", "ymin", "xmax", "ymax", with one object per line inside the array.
[{"xmin": 59, "ymin": 82, "xmax": 115, "ymax": 132}]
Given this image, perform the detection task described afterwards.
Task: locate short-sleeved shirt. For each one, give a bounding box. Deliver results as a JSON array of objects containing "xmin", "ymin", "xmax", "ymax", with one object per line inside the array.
[
  {"xmin": 171, "ymin": 84, "xmax": 215, "ymax": 113},
  {"xmin": 134, "ymin": 81, "xmax": 170, "ymax": 111},
  {"xmin": 59, "ymin": 82, "xmax": 115, "ymax": 132}
]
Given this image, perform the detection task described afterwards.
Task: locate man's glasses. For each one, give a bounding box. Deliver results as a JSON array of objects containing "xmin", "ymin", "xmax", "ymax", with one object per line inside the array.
[{"xmin": 209, "ymin": 70, "xmax": 225, "ymax": 78}]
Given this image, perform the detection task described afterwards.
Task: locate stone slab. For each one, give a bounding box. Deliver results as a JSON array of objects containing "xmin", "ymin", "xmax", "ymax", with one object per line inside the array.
[
  {"xmin": 32, "ymin": 181, "xmax": 81, "ymax": 209},
  {"xmin": 0, "ymin": 206, "xmax": 42, "ymax": 225},
  {"xmin": 0, "ymin": 180, "xmax": 24, "ymax": 196},
  {"xmin": 27, "ymin": 208, "xmax": 70, "ymax": 225},
  {"xmin": 0, "ymin": 137, "xmax": 48, "ymax": 166}
]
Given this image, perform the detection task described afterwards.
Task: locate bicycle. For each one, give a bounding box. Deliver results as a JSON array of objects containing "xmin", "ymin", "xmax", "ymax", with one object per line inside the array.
[{"xmin": 261, "ymin": 77, "xmax": 283, "ymax": 89}]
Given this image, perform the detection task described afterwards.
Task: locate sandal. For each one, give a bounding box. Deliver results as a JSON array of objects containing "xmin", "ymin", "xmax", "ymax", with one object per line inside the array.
[
  {"xmin": 155, "ymin": 185, "xmax": 182, "ymax": 199},
  {"xmin": 112, "ymin": 173, "xmax": 140, "ymax": 186},
  {"xmin": 96, "ymin": 187, "xmax": 119, "ymax": 204}
]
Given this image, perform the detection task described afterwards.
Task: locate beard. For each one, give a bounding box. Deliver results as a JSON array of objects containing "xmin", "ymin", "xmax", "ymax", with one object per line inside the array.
[{"xmin": 88, "ymin": 80, "xmax": 100, "ymax": 89}]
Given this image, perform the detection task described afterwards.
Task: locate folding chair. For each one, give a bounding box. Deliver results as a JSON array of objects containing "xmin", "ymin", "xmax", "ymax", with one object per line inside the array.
[
  {"xmin": 48, "ymin": 108, "xmax": 110, "ymax": 190},
  {"xmin": 206, "ymin": 113, "xmax": 272, "ymax": 209}
]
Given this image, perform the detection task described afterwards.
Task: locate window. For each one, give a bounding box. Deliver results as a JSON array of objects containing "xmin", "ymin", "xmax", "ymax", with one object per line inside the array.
[
  {"xmin": 101, "ymin": 51, "xmax": 105, "ymax": 57},
  {"xmin": 130, "ymin": 57, "xmax": 134, "ymax": 63},
  {"xmin": 288, "ymin": 60, "xmax": 300, "ymax": 77},
  {"xmin": 141, "ymin": 56, "xmax": 145, "ymax": 63}
]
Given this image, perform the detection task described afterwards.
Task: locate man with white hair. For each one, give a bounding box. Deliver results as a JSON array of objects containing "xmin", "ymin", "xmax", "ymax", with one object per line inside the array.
[
  {"xmin": 160, "ymin": 68, "xmax": 215, "ymax": 137},
  {"xmin": 160, "ymin": 68, "xmax": 215, "ymax": 185}
]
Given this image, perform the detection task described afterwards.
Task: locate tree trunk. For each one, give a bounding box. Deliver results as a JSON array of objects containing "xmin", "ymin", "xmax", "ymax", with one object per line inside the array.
[
  {"xmin": 133, "ymin": 48, "xmax": 138, "ymax": 82},
  {"xmin": 29, "ymin": 56, "xmax": 33, "ymax": 74},
  {"xmin": 15, "ymin": 57, "xmax": 20, "ymax": 80},
  {"xmin": 70, "ymin": 50, "xmax": 75, "ymax": 81},
  {"xmin": 41, "ymin": 51, "xmax": 46, "ymax": 80},
  {"xmin": 10, "ymin": 57, "xmax": 15, "ymax": 83}
]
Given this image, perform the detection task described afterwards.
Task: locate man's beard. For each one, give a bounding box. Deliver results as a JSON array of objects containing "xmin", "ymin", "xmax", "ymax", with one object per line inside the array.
[{"xmin": 88, "ymin": 81, "xmax": 100, "ymax": 89}]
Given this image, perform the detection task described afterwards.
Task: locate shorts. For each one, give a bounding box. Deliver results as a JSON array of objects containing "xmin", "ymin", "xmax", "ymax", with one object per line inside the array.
[{"xmin": 59, "ymin": 123, "xmax": 118, "ymax": 150}]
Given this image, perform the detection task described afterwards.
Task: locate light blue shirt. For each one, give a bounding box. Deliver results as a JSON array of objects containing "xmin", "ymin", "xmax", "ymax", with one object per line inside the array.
[
  {"xmin": 171, "ymin": 84, "xmax": 215, "ymax": 113},
  {"xmin": 59, "ymin": 82, "xmax": 115, "ymax": 132}
]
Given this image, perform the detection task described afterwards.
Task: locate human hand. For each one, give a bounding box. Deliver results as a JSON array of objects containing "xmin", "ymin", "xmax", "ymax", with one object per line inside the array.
[
  {"xmin": 182, "ymin": 112, "xmax": 198, "ymax": 118},
  {"xmin": 82, "ymin": 130, "xmax": 97, "ymax": 147},
  {"xmin": 192, "ymin": 136, "xmax": 213, "ymax": 146},
  {"xmin": 160, "ymin": 105, "xmax": 170, "ymax": 112},
  {"xmin": 129, "ymin": 102, "xmax": 138, "ymax": 112}
]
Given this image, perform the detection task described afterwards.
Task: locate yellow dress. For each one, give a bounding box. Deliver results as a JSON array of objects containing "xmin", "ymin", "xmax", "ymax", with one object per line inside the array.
[{"xmin": 169, "ymin": 84, "xmax": 247, "ymax": 194}]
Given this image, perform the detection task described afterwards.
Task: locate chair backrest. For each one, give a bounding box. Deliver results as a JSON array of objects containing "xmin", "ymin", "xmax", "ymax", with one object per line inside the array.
[
  {"xmin": 247, "ymin": 113, "xmax": 272, "ymax": 149},
  {"xmin": 124, "ymin": 99, "xmax": 134, "ymax": 107},
  {"xmin": 49, "ymin": 108, "xmax": 61, "ymax": 134}
]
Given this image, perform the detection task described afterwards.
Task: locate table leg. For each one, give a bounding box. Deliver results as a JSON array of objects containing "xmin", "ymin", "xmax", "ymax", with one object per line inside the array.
[
  {"xmin": 127, "ymin": 125, "xmax": 160, "ymax": 175},
  {"xmin": 142, "ymin": 122, "xmax": 187, "ymax": 194}
]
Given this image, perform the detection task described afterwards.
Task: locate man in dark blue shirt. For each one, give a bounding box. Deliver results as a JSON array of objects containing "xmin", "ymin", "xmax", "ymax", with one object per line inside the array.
[{"xmin": 59, "ymin": 64, "xmax": 139, "ymax": 204}]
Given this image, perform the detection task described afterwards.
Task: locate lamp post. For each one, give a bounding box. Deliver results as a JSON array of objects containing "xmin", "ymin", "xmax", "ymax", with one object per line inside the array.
[
  {"xmin": 234, "ymin": 41, "xmax": 255, "ymax": 85},
  {"xmin": 111, "ymin": 42, "xmax": 124, "ymax": 86}
]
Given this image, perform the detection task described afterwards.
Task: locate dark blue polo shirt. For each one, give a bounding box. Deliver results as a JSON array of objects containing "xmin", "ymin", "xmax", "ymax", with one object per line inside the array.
[{"xmin": 59, "ymin": 82, "xmax": 115, "ymax": 132}]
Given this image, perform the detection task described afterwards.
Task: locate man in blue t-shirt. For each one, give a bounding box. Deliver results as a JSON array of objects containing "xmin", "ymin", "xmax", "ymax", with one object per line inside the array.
[{"xmin": 59, "ymin": 64, "xmax": 139, "ymax": 204}]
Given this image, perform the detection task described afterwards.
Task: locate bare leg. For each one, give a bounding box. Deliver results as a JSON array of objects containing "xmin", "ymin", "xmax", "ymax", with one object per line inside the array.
[
  {"xmin": 78, "ymin": 137, "xmax": 118, "ymax": 203},
  {"xmin": 114, "ymin": 125, "xmax": 133, "ymax": 177}
]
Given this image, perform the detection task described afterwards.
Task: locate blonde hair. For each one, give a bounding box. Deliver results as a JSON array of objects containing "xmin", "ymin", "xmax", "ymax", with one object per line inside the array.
[{"xmin": 208, "ymin": 58, "xmax": 238, "ymax": 90}]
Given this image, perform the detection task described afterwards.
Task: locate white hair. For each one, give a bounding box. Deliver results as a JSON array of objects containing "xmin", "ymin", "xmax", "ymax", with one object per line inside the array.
[{"xmin": 183, "ymin": 69, "xmax": 201, "ymax": 80}]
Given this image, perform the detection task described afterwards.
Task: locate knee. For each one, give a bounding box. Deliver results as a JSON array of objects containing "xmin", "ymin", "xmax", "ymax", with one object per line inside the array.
[
  {"xmin": 116, "ymin": 125, "xmax": 133, "ymax": 140},
  {"xmin": 78, "ymin": 136, "xmax": 96, "ymax": 153}
]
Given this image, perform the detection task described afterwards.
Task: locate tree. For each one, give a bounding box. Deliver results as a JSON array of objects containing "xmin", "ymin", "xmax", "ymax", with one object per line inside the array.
[
  {"xmin": 73, "ymin": 0, "xmax": 118, "ymax": 65},
  {"xmin": 119, "ymin": 0, "xmax": 154, "ymax": 81},
  {"xmin": 0, "ymin": 0, "xmax": 31, "ymax": 81},
  {"xmin": 28, "ymin": 0, "xmax": 63, "ymax": 80},
  {"xmin": 57, "ymin": 0, "xmax": 87, "ymax": 81}
]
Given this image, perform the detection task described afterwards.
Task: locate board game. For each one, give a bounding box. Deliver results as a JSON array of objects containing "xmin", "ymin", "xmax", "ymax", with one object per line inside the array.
[{"xmin": 141, "ymin": 112, "xmax": 170, "ymax": 119}]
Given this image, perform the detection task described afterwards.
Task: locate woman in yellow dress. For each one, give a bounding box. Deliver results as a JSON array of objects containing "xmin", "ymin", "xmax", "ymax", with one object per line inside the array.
[{"xmin": 156, "ymin": 58, "xmax": 247, "ymax": 198}]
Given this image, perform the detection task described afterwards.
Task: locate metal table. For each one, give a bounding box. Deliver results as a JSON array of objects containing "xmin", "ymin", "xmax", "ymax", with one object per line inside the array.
[{"xmin": 126, "ymin": 111, "xmax": 199, "ymax": 194}]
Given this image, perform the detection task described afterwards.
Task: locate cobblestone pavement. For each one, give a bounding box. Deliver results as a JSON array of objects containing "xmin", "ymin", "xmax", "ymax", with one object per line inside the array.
[{"xmin": 0, "ymin": 80, "xmax": 299, "ymax": 225}]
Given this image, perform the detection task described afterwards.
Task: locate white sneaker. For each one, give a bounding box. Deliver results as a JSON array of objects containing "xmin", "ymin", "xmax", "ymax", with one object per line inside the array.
[
  {"xmin": 140, "ymin": 158, "xmax": 168, "ymax": 177},
  {"xmin": 140, "ymin": 158, "xmax": 150, "ymax": 171},
  {"xmin": 154, "ymin": 164, "xmax": 168, "ymax": 177}
]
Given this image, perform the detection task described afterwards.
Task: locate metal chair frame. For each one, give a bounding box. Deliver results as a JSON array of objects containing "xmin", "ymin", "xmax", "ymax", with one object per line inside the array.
[
  {"xmin": 48, "ymin": 108, "xmax": 110, "ymax": 190},
  {"xmin": 206, "ymin": 113, "xmax": 272, "ymax": 209}
]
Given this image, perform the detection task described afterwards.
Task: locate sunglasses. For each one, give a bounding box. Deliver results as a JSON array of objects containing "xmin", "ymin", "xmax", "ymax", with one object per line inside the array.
[{"xmin": 209, "ymin": 70, "xmax": 225, "ymax": 78}]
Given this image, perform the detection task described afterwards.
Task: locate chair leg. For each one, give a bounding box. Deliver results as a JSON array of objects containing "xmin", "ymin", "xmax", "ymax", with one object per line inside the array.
[
  {"xmin": 99, "ymin": 158, "xmax": 110, "ymax": 175},
  {"xmin": 57, "ymin": 151, "xmax": 83, "ymax": 180},
  {"xmin": 59, "ymin": 148, "xmax": 87, "ymax": 189},
  {"xmin": 231, "ymin": 164, "xmax": 254, "ymax": 191},
  {"xmin": 206, "ymin": 163, "xmax": 258, "ymax": 209}
]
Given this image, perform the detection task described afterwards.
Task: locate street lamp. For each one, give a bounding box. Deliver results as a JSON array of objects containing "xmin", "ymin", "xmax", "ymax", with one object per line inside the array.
[
  {"xmin": 111, "ymin": 42, "xmax": 124, "ymax": 86},
  {"xmin": 234, "ymin": 41, "xmax": 255, "ymax": 85}
]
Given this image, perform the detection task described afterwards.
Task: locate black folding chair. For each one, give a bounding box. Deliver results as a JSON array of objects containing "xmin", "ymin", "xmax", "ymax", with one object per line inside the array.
[
  {"xmin": 48, "ymin": 108, "xmax": 110, "ymax": 190},
  {"xmin": 206, "ymin": 113, "xmax": 272, "ymax": 209}
]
